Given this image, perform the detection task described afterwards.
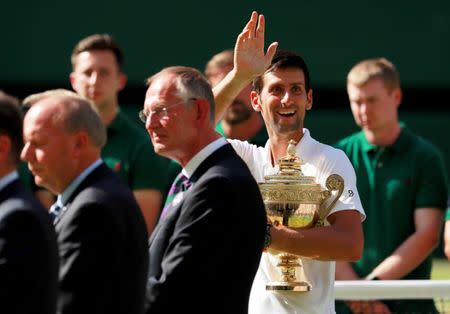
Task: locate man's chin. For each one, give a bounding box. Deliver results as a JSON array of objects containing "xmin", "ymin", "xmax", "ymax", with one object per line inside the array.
[
  {"xmin": 34, "ymin": 177, "xmax": 52, "ymax": 192},
  {"xmin": 274, "ymin": 121, "xmax": 301, "ymax": 135},
  {"xmin": 34, "ymin": 176, "xmax": 43, "ymax": 186},
  {"xmin": 153, "ymin": 143, "xmax": 169, "ymax": 156}
]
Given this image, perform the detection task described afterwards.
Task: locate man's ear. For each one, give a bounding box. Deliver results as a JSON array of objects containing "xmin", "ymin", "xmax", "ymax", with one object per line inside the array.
[
  {"xmin": 117, "ymin": 73, "xmax": 128, "ymax": 92},
  {"xmin": 0, "ymin": 135, "xmax": 12, "ymax": 162},
  {"xmin": 251, "ymin": 91, "xmax": 262, "ymax": 112},
  {"xmin": 72, "ymin": 131, "xmax": 89, "ymax": 158},
  {"xmin": 306, "ymin": 89, "xmax": 313, "ymax": 111},
  {"xmin": 194, "ymin": 99, "xmax": 211, "ymax": 123},
  {"xmin": 69, "ymin": 72, "xmax": 77, "ymax": 90},
  {"xmin": 392, "ymin": 87, "xmax": 402, "ymax": 108}
]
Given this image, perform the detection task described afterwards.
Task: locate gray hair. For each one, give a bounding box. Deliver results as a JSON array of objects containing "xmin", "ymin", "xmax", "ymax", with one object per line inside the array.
[
  {"xmin": 23, "ymin": 89, "xmax": 76, "ymax": 108},
  {"xmin": 33, "ymin": 89, "xmax": 107, "ymax": 148},
  {"xmin": 146, "ymin": 66, "xmax": 215, "ymax": 123}
]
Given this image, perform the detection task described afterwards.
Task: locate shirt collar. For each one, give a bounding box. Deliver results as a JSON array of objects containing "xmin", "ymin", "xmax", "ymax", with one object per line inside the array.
[
  {"xmin": 58, "ymin": 159, "xmax": 103, "ymax": 206},
  {"xmin": 361, "ymin": 122, "xmax": 409, "ymax": 154},
  {"xmin": 360, "ymin": 132, "xmax": 378, "ymax": 153},
  {"xmin": 390, "ymin": 124, "xmax": 411, "ymax": 152},
  {"xmin": 0, "ymin": 170, "xmax": 19, "ymax": 192},
  {"xmin": 263, "ymin": 128, "xmax": 312, "ymax": 168},
  {"xmin": 183, "ymin": 137, "xmax": 227, "ymax": 178}
]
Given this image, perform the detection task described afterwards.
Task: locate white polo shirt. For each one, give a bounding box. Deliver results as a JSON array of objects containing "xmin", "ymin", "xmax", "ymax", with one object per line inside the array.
[{"xmin": 229, "ymin": 128, "xmax": 365, "ymax": 314}]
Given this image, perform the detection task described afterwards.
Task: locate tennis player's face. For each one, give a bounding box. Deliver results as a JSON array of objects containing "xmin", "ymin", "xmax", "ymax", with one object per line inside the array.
[{"xmin": 251, "ymin": 68, "xmax": 312, "ymax": 139}]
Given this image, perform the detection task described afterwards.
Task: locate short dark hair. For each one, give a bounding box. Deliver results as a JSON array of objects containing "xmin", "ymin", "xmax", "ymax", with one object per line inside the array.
[
  {"xmin": 71, "ymin": 34, "xmax": 124, "ymax": 69},
  {"xmin": 252, "ymin": 50, "xmax": 311, "ymax": 93},
  {"xmin": 0, "ymin": 91, "xmax": 23, "ymax": 165}
]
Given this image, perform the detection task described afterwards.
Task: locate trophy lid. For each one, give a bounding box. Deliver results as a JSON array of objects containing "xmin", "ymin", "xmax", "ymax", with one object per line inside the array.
[{"xmin": 263, "ymin": 140, "xmax": 315, "ymax": 184}]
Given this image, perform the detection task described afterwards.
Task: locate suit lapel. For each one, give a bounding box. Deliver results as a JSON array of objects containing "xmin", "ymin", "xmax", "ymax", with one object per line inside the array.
[
  {"xmin": 53, "ymin": 203, "xmax": 69, "ymax": 226},
  {"xmin": 54, "ymin": 164, "xmax": 111, "ymax": 227},
  {"xmin": 189, "ymin": 143, "xmax": 234, "ymax": 184},
  {"xmin": 149, "ymin": 144, "xmax": 235, "ymax": 246},
  {"xmin": 148, "ymin": 197, "xmax": 185, "ymax": 247}
]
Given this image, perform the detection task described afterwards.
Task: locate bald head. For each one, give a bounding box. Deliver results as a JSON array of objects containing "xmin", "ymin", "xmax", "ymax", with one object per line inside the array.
[
  {"xmin": 21, "ymin": 90, "xmax": 106, "ymax": 194},
  {"xmin": 28, "ymin": 90, "xmax": 106, "ymax": 148}
]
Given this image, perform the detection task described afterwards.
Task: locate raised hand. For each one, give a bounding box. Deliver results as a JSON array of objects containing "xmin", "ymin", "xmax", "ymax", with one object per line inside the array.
[
  {"xmin": 213, "ymin": 11, "xmax": 278, "ymax": 123},
  {"xmin": 234, "ymin": 11, "xmax": 278, "ymax": 81}
]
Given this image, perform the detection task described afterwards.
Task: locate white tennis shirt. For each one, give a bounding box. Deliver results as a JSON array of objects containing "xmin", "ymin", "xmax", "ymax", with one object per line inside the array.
[{"xmin": 229, "ymin": 129, "xmax": 365, "ymax": 314}]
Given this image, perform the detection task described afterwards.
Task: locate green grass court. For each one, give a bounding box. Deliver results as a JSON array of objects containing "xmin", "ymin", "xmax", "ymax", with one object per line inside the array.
[
  {"xmin": 432, "ymin": 259, "xmax": 450, "ymax": 313},
  {"xmin": 432, "ymin": 259, "xmax": 450, "ymax": 279}
]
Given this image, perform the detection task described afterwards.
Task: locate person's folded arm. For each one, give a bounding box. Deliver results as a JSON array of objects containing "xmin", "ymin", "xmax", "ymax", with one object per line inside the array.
[{"xmin": 269, "ymin": 209, "xmax": 363, "ymax": 261}]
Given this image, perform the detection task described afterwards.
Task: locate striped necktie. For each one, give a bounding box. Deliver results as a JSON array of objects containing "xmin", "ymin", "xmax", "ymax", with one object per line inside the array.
[{"xmin": 160, "ymin": 173, "xmax": 192, "ymax": 219}]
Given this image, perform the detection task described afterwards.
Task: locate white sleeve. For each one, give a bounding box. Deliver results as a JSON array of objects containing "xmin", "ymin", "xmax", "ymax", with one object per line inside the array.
[
  {"xmin": 228, "ymin": 139, "xmax": 253, "ymax": 164},
  {"xmin": 318, "ymin": 148, "xmax": 365, "ymax": 221},
  {"xmin": 228, "ymin": 139, "xmax": 266, "ymax": 182}
]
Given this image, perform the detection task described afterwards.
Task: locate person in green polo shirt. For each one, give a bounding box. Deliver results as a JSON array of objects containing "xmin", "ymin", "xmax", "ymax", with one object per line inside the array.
[
  {"xmin": 335, "ymin": 58, "xmax": 448, "ymax": 314},
  {"xmin": 70, "ymin": 34, "xmax": 168, "ymax": 234}
]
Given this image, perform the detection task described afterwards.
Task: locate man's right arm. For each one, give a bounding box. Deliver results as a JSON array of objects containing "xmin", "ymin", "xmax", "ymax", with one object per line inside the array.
[{"xmin": 213, "ymin": 11, "xmax": 277, "ymax": 124}]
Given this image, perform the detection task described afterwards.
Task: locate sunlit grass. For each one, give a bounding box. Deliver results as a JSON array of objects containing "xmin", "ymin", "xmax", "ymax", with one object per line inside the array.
[
  {"xmin": 432, "ymin": 259, "xmax": 450, "ymax": 313},
  {"xmin": 432, "ymin": 258, "xmax": 450, "ymax": 279}
]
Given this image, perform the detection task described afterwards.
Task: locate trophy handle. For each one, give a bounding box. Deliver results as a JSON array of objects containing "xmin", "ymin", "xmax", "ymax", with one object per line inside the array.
[{"xmin": 317, "ymin": 174, "xmax": 344, "ymax": 226}]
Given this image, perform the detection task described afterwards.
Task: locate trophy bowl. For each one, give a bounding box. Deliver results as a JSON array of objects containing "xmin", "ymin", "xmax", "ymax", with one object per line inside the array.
[{"xmin": 258, "ymin": 140, "xmax": 344, "ymax": 292}]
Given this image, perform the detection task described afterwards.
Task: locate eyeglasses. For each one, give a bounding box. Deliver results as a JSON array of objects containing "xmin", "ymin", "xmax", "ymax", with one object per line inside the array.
[{"xmin": 138, "ymin": 98, "xmax": 196, "ymax": 123}]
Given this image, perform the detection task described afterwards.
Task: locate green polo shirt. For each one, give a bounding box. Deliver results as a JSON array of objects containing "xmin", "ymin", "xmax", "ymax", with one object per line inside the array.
[
  {"xmin": 335, "ymin": 126, "xmax": 448, "ymax": 314},
  {"xmin": 102, "ymin": 110, "xmax": 169, "ymax": 192}
]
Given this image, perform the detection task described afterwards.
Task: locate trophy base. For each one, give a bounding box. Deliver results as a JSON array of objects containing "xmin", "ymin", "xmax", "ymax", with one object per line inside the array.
[{"xmin": 266, "ymin": 281, "xmax": 311, "ymax": 292}]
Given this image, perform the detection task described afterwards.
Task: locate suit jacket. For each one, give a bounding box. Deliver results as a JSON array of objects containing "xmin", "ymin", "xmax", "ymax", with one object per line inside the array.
[
  {"xmin": 0, "ymin": 178, "xmax": 59, "ymax": 314},
  {"xmin": 54, "ymin": 163, "xmax": 149, "ymax": 314},
  {"xmin": 146, "ymin": 143, "xmax": 266, "ymax": 314}
]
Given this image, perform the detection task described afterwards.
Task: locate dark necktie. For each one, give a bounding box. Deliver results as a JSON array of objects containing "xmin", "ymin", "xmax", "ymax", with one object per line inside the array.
[
  {"xmin": 160, "ymin": 173, "xmax": 192, "ymax": 219},
  {"xmin": 49, "ymin": 198, "xmax": 63, "ymax": 222}
]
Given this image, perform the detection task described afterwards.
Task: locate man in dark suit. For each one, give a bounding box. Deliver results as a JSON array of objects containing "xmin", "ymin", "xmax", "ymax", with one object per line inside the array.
[
  {"xmin": 0, "ymin": 91, "xmax": 59, "ymax": 314},
  {"xmin": 140, "ymin": 66, "xmax": 266, "ymax": 314},
  {"xmin": 21, "ymin": 89, "xmax": 149, "ymax": 314}
]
